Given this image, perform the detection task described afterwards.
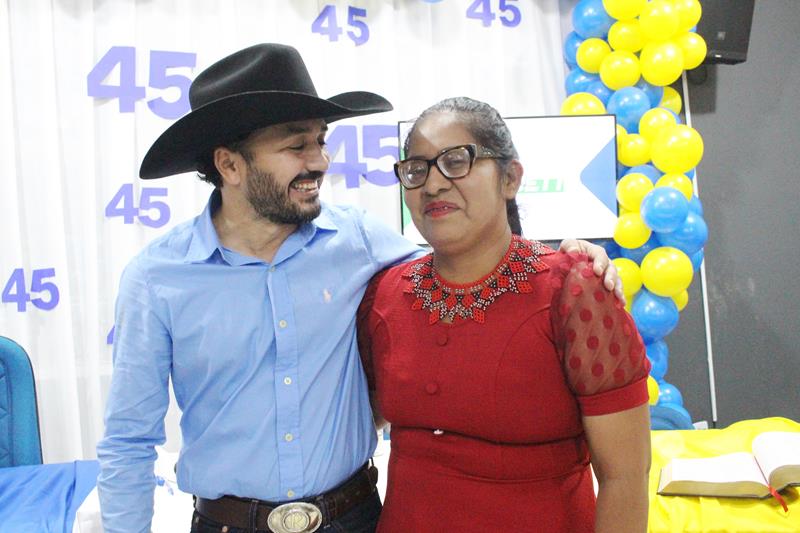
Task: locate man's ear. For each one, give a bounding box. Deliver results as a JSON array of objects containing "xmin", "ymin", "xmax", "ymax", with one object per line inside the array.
[
  {"xmin": 502, "ymin": 159, "xmax": 523, "ymax": 199},
  {"xmin": 214, "ymin": 147, "xmax": 245, "ymax": 186}
]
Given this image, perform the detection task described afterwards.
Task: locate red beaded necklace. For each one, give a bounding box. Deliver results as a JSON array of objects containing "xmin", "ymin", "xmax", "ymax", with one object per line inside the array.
[{"xmin": 402, "ymin": 235, "xmax": 554, "ymax": 324}]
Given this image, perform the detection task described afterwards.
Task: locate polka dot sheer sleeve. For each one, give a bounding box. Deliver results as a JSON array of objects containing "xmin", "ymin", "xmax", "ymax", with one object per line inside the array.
[{"xmin": 549, "ymin": 252, "xmax": 651, "ymax": 416}]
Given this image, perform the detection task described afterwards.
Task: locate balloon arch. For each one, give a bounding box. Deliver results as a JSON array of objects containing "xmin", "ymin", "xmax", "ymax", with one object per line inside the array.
[{"xmin": 561, "ymin": 0, "xmax": 709, "ymax": 430}]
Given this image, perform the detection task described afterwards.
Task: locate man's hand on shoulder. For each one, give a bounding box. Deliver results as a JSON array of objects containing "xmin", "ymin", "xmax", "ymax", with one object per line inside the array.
[{"xmin": 559, "ymin": 239, "xmax": 625, "ymax": 304}]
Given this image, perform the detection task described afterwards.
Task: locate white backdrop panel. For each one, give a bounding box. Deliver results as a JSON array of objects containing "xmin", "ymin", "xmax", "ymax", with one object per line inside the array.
[{"xmin": 0, "ymin": 0, "xmax": 573, "ymax": 462}]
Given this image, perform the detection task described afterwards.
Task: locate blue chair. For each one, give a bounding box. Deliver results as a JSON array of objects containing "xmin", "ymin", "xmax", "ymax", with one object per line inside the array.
[{"xmin": 0, "ymin": 336, "xmax": 42, "ymax": 467}]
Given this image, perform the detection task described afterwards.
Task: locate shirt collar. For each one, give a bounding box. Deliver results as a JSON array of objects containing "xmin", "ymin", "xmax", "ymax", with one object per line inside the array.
[{"xmin": 184, "ymin": 189, "xmax": 339, "ymax": 265}]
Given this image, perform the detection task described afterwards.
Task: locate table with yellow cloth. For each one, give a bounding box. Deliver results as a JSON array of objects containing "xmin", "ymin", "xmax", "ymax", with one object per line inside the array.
[{"xmin": 648, "ymin": 417, "xmax": 800, "ymax": 533}]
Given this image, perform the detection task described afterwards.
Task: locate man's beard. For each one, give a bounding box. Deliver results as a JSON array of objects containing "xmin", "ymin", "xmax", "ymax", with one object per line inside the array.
[{"xmin": 245, "ymin": 166, "xmax": 323, "ymax": 225}]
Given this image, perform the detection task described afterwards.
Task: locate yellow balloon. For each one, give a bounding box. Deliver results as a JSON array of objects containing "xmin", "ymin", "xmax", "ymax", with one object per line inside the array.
[
  {"xmin": 616, "ymin": 172, "xmax": 654, "ymax": 211},
  {"xmin": 612, "ymin": 257, "xmax": 643, "ymax": 296},
  {"xmin": 616, "ymin": 124, "xmax": 628, "ymax": 153},
  {"xmin": 647, "ymin": 376, "xmax": 660, "ymax": 405},
  {"xmin": 599, "ymin": 50, "xmax": 641, "ymax": 90},
  {"xmin": 674, "ymin": 32, "xmax": 707, "ymax": 70},
  {"xmin": 614, "ymin": 212, "xmax": 652, "ymax": 249},
  {"xmin": 618, "ymin": 133, "xmax": 651, "ymax": 167},
  {"xmin": 639, "ymin": 0, "xmax": 680, "ymax": 42},
  {"xmin": 561, "ymin": 92, "xmax": 607, "ymax": 116},
  {"xmin": 608, "ymin": 19, "xmax": 645, "ymax": 52},
  {"xmin": 640, "ymin": 41, "xmax": 684, "ymax": 86},
  {"xmin": 638, "ymin": 107, "xmax": 678, "ymax": 144},
  {"xmin": 655, "ymin": 173, "xmax": 693, "ymax": 200},
  {"xmin": 603, "ymin": 0, "xmax": 647, "ymax": 20},
  {"xmin": 619, "ymin": 205, "xmax": 634, "ymax": 216},
  {"xmin": 651, "ymin": 124, "xmax": 704, "ymax": 173},
  {"xmin": 672, "ymin": 289, "xmax": 689, "ymax": 311},
  {"xmin": 660, "ymin": 86, "xmax": 683, "ymax": 114},
  {"xmin": 576, "ymin": 38, "xmax": 611, "ymax": 73},
  {"xmin": 671, "ymin": 0, "xmax": 702, "ymax": 33},
  {"xmin": 641, "ymin": 246, "xmax": 694, "ymax": 297}
]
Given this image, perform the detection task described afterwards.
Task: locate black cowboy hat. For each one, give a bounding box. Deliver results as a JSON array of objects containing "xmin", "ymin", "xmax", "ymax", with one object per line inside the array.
[{"xmin": 139, "ymin": 43, "xmax": 392, "ymax": 179}]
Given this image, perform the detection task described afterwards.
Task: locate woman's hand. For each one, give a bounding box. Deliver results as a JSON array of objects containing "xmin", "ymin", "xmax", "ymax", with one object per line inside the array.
[{"xmin": 559, "ymin": 239, "xmax": 625, "ymax": 303}]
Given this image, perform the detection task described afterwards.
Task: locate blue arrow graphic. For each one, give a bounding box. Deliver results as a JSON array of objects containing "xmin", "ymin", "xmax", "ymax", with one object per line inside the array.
[{"xmin": 579, "ymin": 138, "xmax": 617, "ymax": 214}]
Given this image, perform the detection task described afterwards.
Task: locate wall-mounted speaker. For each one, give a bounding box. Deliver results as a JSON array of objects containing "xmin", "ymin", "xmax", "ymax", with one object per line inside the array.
[{"xmin": 696, "ymin": 0, "xmax": 755, "ymax": 65}]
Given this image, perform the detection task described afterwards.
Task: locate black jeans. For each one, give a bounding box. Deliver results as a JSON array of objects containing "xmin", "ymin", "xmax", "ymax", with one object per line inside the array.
[{"xmin": 190, "ymin": 490, "xmax": 382, "ymax": 533}]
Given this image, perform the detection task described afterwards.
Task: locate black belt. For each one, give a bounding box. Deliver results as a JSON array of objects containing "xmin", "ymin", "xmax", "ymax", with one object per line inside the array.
[{"xmin": 194, "ymin": 463, "xmax": 378, "ymax": 533}]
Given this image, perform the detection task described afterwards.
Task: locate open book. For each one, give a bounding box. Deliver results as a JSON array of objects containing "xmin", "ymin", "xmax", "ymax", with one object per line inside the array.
[{"xmin": 657, "ymin": 431, "xmax": 800, "ymax": 498}]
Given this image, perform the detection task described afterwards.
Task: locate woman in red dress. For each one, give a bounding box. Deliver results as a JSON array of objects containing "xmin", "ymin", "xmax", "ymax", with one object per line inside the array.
[{"xmin": 358, "ymin": 97, "xmax": 651, "ymax": 532}]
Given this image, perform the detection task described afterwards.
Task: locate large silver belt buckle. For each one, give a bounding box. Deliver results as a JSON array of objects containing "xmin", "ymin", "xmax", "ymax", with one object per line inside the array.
[{"xmin": 267, "ymin": 502, "xmax": 322, "ymax": 533}]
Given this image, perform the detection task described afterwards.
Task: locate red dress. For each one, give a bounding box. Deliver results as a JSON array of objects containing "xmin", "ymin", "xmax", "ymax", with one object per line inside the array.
[{"xmin": 358, "ymin": 237, "xmax": 650, "ymax": 532}]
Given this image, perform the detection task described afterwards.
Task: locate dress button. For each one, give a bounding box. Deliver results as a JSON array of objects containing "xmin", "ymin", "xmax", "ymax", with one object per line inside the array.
[
  {"xmin": 425, "ymin": 382, "xmax": 439, "ymax": 395},
  {"xmin": 436, "ymin": 331, "xmax": 448, "ymax": 346}
]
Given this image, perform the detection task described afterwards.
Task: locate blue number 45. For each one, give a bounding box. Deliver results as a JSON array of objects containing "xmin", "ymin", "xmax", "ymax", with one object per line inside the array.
[
  {"xmin": 312, "ymin": 5, "xmax": 369, "ymax": 46},
  {"xmin": 105, "ymin": 184, "xmax": 170, "ymax": 228},
  {"xmin": 466, "ymin": 0, "xmax": 521, "ymax": 28},
  {"xmin": 87, "ymin": 46, "xmax": 196, "ymax": 119},
  {"xmin": 2, "ymin": 268, "xmax": 59, "ymax": 312}
]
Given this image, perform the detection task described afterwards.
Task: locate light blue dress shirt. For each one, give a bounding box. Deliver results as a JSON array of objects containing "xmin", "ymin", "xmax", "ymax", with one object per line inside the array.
[{"xmin": 96, "ymin": 191, "xmax": 421, "ymax": 533}]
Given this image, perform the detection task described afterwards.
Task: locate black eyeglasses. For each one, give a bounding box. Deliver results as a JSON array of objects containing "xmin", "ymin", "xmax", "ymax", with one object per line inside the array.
[{"xmin": 393, "ymin": 144, "xmax": 505, "ymax": 190}]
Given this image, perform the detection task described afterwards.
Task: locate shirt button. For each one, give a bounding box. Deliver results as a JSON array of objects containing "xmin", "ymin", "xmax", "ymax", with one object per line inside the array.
[
  {"xmin": 284, "ymin": 377, "xmax": 292, "ymax": 385},
  {"xmin": 425, "ymin": 382, "xmax": 439, "ymax": 395},
  {"xmin": 279, "ymin": 320, "xmax": 288, "ymax": 328},
  {"xmin": 436, "ymin": 332, "xmax": 448, "ymax": 346},
  {"xmin": 269, "ymin": 266, "xmax": 276, "ymax": 272},
  {"xmin": 284, "ymin": 433, "xmax": 293, "ymax": 442},
  {"xmin": 287, "ymin": 489, "xmax": 295, "ymax": 498}
]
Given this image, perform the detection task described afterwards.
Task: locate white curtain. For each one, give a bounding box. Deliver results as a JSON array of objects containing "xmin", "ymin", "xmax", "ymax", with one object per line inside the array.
[{"xmin": 0, "ymin": 0, "xmax": 570, "ymax": 462}]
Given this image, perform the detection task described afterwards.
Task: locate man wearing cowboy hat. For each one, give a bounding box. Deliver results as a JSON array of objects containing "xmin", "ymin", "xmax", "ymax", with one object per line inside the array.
[{"xmin": 97, "ymin": 43, "xmax": 621, "ymax": 533}]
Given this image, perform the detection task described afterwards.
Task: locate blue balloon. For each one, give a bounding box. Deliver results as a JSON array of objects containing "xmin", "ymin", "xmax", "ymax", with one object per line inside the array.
[
  {"xmin": 632, "ymin": 289, "xmax": 680, "ymax": 342},
  {"xmin": 619, "ymin": 234, "xmax": 660, "ymax": 264},
  {"xmin": 685, "ymin": 168, "xmax": 696, "ymax": 179},
  {"xmin": 564, "ymin": 31, "xmax": 583, "ymax": 67},
  {"xmin": 565, "ymin": 68, "xmax": 599, "ymax": 95},
  {"xmin": 658, "ymin": 381, "xmax": 684, "ymax": 406},
  {"xmin": 690, "ymin": 249, "xmax": 704, "ymax": 271},
  {"xmin": 586, "ymin": 80, "xmax": 613, "ymax": 106},
  {"xmin": 646, "ymin": 340, "xmax": 669, "ymax": 381},
  {"xmin": 688, "ymin": 195, "xmax": 703, "ymax": 215},
  {"xmin": 651, "ymin": 404, "xmax": 693, "ymax": 429},
  {"xmin": 597, "ymin": 238, "xmax": 621, "ymax": 259},
  {"xmin": 617, "ymin": 161, "xmax": 630, "ymax": 179},
  {"xmin": 626, "ymin": 164, "xmax": 662, "ymax": 184},
  {"xmin": 572, "ymin": 0, "xmax": 614, "ymax": 39},
  {"xmin": 634, "ymin": 79, "xmax": 664, "ymax": 108},
  {"xmin": 656, "ymin": 211, "xmax": 708, "ymax": 256},
  {"xmin": 607, "ymin": 87, "xmax": 651, "ymax": 133},
  {"xmin": 640, "ymin": 188, "xmax": 690, "ymax": 232}
]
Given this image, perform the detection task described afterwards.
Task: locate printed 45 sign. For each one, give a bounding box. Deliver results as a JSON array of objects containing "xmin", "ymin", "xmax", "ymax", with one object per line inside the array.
[
  {"xmin": 2, "ymin": 268, "xmax": 59, "ymax": 312},
  {"xmin": 87, "ymin": 46, "xmax": 196, "ymax": 119},
  {"xmin": 327, "ymin": 124, "xmax": 398, "ymax": 188}
]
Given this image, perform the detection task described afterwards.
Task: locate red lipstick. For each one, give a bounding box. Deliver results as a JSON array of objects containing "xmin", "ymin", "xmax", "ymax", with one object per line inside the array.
[{"xmin": 424, "ymin": 201, "xmax": 459, "ymax": 218}]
